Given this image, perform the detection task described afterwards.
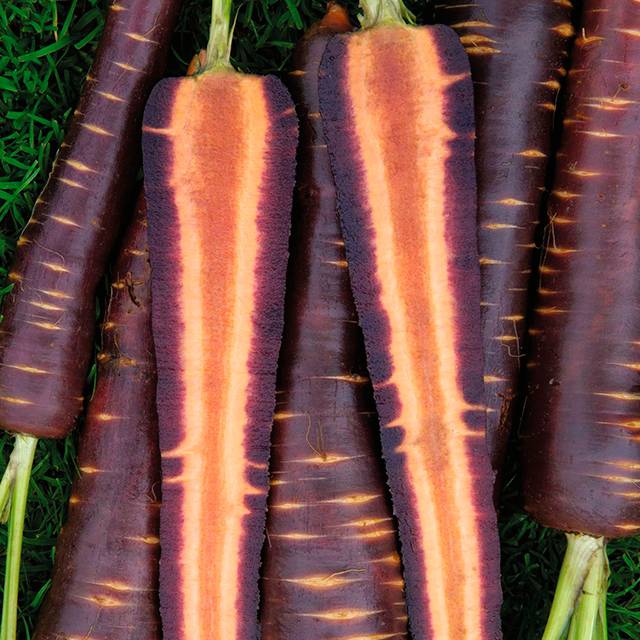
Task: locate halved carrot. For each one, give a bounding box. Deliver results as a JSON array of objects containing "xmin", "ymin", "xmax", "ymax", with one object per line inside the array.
[
  {"xmin": 260, "ymin": 5, "xmax": 408, "ymax": 638},
  {"xmin": 318, "ymin": 1, "xmax": 502, "ymax": 638},
  {"xmin": 521, "ymin": 3, "xmax": 640, "ymax": 638},
  {"xmin": 142, "ymin": 2, "xmax": 298, "ymax": 638},
  {"xmin": 33, "ymin": 194, "xmax": 160, "ymax": 640},
  {"xmin": 434, "ymin": 0, "xmax": 575, "ymax": 483},
  {"xmin": 0, "ymin": 3, "xmax": 180, "ymax": 638}
]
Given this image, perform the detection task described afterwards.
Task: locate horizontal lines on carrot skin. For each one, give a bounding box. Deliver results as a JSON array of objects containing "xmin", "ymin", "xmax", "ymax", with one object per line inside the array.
[
  {"xmin": 261, "ymin": 10, "xmax": 408, "ymax": 638},
  {"xmin": 263, "ymin": 378, "xmax": 408, "ymax": 639},
  {"xmin": 144, "ymin": 72, "xmax": 296, "ymax": 640},
  {"xmin": 521, "ymin": 0, "xmax": 640, "ymax": 540},
  {"xmin": 321, "ymin": 24, "xmax": 501, "ymax": 640}
]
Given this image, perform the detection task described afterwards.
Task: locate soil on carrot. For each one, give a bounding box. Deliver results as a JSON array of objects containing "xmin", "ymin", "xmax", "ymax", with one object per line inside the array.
[{"xmin": 0, "ymin": 2, "xmax": 638, "ymax": 638}]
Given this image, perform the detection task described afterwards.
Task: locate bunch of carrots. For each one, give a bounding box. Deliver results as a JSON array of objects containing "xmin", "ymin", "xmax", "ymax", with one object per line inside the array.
[{"xmin": 0, "ymin": 0, "xmax": 638, "ymax": 639}]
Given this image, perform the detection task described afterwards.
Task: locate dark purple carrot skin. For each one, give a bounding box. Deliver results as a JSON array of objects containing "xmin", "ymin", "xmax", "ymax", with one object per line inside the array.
[
  {"xmin": 33, "ymin": 194, "xmax": 161, "ymax": 639},
  {"xmin": 0, "ymin": 0, "xmax": 181, "ymax": 439},
  {"xmin": 522, "ymin": 0, "xmax": 640, "ymax": 539},
  {"xmin": 260, "ymin": 7, "xmax": 409, "ymax": 639},
  {"xmin": 434, "ymin": 0, "xmax": 575, "ymax": 478}
]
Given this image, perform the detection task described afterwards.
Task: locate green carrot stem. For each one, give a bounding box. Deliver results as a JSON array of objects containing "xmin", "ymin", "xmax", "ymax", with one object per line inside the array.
[
  {"xmin": 0, "ymin": 464, "xmax": 16, "ymax": 524},
  {"xmin": 0, "ymin": 434, "xmax": 38, "ymax": 640},
  {"xmin": 359, "ymin": 0, "xmax": 415, "ymax": 28},
  {"xmin": 566, "ymin": 545, "xmax": 609, "ymax": 640},
  {"xmin": 204, "ymin": 0, "xmax": 234, "ymax": 71},
  {"xmin": 542, "ymin": 533, "xmax": 605, "ymax": 640}
]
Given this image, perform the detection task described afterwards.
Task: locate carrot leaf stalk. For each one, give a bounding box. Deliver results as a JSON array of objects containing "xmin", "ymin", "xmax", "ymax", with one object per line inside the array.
[
  {"xmin": 566, "ymin": 546, "xmax": 609, "ymax": 640},
  {"xmin": 0, "ymin": 434, "xmax": 37, "ymax": 640},
  {"xmin": 358, "ymin": 0, "xmax": 415, "ymax": 28},
  {"xmin": 204, "ymin": 0, "xmax": 234, "ymax": 72},
  {"xmin": 542, "ymin": 533, "xmax": 606, "ymax": 640},
  {"xmin": 0, "ymin": 457, "xmax": 16, "ymax": 523}
]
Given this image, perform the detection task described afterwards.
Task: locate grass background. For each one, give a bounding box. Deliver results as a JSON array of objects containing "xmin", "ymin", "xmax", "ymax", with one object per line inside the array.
[{"xmin": 0, "ymin": 1, "xmax": 638, "ymax": 638}]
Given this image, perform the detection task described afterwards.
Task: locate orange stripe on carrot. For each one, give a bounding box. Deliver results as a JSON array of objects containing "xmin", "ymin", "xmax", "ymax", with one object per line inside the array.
[
  {"xmin": 166, "ymin": 74, "xmax": 270, "ymax": 640},
  {"xmin": 346, "ymin": 26, "xmax": 484, "ymax": 638}
]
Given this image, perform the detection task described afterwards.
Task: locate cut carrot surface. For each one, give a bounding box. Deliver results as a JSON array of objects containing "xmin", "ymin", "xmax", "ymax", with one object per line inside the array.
[
  {"xmin": 320, "ymin": 23, "xmax": 502, "ymax": 640},
  {"xmin": 143, "ymin": 71, "xmax": 297, "ymax": 640}
]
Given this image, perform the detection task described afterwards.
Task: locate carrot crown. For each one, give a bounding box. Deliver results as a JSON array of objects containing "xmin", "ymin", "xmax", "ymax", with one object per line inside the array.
[
  {"xmin": 204, "ymin": 0, "xmax": 234, "ymax": 71},
  {"xmin": 359, "ymin": 0, "xmax": 415, "ymax": 28}
]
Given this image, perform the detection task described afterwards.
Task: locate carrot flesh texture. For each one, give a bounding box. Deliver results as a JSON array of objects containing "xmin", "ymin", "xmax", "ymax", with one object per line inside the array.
[
  {"xmin": 260, "ymin": 8, "xmax": 408, "ymax": 639},
  {"xmin": 0, "ymin": 0, "xmax": 181, "ymax": 440},
  {"xmin": 522, "ymin": 0, "xmax": 640, "ymax": 540},
  {"xmin": 434, "ymin": 0, "xmax": 574, "ymax": 477},
  {"xmin": 143, "ymin": 73, "xmax": 297, "ymax": 640},
  {"xmin": 319, "ymin": 24, "xmax": 502, "ymax": 640},
  {"xmin": 32, "ymin": 195, "xmax": 160, "ymax": 639}
]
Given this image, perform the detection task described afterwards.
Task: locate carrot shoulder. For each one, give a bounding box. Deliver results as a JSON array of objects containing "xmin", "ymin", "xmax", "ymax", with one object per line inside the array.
[
  {"xmin": 142, "ymin": 2, "xmax": 298, "ymax": 638},
  {"xmin": 260, "ymin": 5, "xmax": 408, "ymax": 638},
  {"xmin": 319, "ymin": 3, "xmax": 502, "ymax": 638},
  {"xmin": 33, "ymin": 195, "xmax": 160, "ymax": 640}
]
